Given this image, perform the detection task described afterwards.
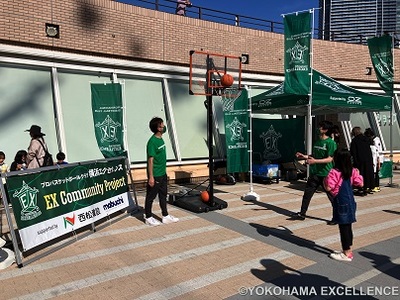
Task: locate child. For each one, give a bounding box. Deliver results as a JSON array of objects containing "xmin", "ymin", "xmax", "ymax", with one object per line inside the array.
[
  {"xmin": 9, "ymin": 150, "xmax": 27, "ymax": 171},
  {"xmin": 324, "ymin": 149, "xmax": 363, "ymax": 261},
  {"xmin": 56, "ymin": 151, "xmax": 68, "ymax": 165},
  {"xmin": 0, "ymin": 151, "xmax": 8, "ymax": 173}
]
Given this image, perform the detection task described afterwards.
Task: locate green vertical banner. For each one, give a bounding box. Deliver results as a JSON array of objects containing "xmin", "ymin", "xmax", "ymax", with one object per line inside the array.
[
  {"xmin": 91, "ymin": 83, "xmax": 125, "ymax": 158},
  {"xmin": 367, "ymin": 35, "xmax": 394, "ymax": 96},
  {"xmin": 222, "ymin": 89, "xmax": 249, "ymax": 173},
  {"xmin": 284, "ymin": 11, "xmax": 312, "ymax": 95}
]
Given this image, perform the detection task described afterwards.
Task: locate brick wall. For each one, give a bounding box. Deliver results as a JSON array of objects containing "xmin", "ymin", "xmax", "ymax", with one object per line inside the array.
[{"xmin": 1, "ymin": 0, "xmax": 399, "ymax": 82}]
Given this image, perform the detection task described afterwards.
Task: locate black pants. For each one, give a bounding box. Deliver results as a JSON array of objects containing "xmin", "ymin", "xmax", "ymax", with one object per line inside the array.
[
  {"xmin": 339, "ymin": 223, "xmax": 353, "ymax": 251},
  {"xmin": 145, "ymin": 174, "xmax": 169, "ymax": 218},
  {"xmin": 300, "ymin": 174, "xmax": 334, "ymax": 215},
  {"xmin": 374, "ymin": 169, "xmax": 380, "ymax": 188}
]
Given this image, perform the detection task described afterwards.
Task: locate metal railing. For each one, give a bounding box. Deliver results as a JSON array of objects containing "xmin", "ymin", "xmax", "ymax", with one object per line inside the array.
[
  {"xmin": 117, "ymin": 0, "xmax": 285, "ymax": 33},
  {"xmin": 116, "ymin": 0, "xmax": 399, "ymax": 45}
]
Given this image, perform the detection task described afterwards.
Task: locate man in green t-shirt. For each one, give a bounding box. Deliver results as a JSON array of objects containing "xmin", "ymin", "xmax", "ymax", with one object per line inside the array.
[
  {"xmin": 144, "ymin": 117, "xmax": 179, "ymax": 226},
  {"xmin": 291, "ymin": 120, "xmax": 337, "ymax": 224}
]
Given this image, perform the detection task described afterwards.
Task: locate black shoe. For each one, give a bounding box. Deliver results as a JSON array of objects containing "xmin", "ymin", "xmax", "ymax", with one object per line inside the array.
[
  {"xmin": 290, "ymin": 212, "xmax": 306, "ymax": 220},
  {"xmin": 327, "ymin": 220, "xmax": 337, "ymax": 225}
]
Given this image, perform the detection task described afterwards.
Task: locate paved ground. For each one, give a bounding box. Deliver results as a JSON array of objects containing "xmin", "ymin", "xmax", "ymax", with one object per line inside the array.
[{"xmin": 1, "ymin": 173, "xmax": 399, "ymax": 300}]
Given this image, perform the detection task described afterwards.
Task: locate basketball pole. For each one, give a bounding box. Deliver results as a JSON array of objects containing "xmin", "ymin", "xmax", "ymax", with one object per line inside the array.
[
  {"xmin": 206, "ymin": 94, "xmax": 215, "ymax": 205},
  {"xmin": 206, "ymin": 56, "xmax": 215, "ymax": 205}
]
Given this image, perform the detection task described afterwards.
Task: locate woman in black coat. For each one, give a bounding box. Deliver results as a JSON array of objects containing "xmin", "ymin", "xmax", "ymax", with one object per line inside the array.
[{"xmin": 350, "ymin": 127, "xmax": 374, "ymax": 195}]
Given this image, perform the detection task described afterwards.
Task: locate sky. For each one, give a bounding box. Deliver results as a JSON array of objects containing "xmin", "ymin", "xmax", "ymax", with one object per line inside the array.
[{"xmin": 119, "ymin": 0, "xmax": 320, "ymax": 23}]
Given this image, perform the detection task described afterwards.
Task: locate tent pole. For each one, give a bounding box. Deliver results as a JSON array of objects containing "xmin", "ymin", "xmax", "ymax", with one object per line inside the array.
[
  {"xmin": 387, "ymin": 94, "xmax": 398, "ymax": 188},
  {"xmin": 306, "ymin": 103, "xmax": 312, "ymax": 178},
  {"xmin": 306, "ymin": 8, "xmax": 315, "ymax": 178},
  {"xmin": 242, "ymin": 86, "xmax": 260, "ymax": 201},
  {"xmin": 387, "ymin": 34, "xmax": 397, "ymax": 187}
]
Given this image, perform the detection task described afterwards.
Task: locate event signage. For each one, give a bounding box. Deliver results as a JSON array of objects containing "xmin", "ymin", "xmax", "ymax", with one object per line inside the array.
[
  {"xmin": 367, "ymin": 35, "xmax": 394, "ymax": 96},
  {"xmin": 283, "ymin": 11, "xmax": 312, "ymax": 95},
  {"xmin": 91, "ymin": 83, "xmax": 126, "ymax": 157},
  {"xmin": 5, "ymin": 158, "xmax": 129, "ymax": 251},
  {"xmin": 222, "ymin": 89, "xmax": 249, "ymax": 173},
  {"xmin": 252, "ymin": 118, "xmax": 305, "ymax": 163}
]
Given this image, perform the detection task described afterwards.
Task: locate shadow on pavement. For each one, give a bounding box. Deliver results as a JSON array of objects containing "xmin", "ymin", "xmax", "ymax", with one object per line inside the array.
[
  {"xmin": 250, "ymin": 223, "xmax": 332, "ymax": 255},
  {"xmin": 249, "ymin": 259, "xmax": 377, "ymax": 299},
  {"xmin": 359, "ymin": 251, "xmax": 400, "ymax": 281}
]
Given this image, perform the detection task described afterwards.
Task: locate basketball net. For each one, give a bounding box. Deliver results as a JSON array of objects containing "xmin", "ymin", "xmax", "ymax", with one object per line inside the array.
[{"xmin": 221, "ymin": 88, "xmax": 242, "ymax": 112}]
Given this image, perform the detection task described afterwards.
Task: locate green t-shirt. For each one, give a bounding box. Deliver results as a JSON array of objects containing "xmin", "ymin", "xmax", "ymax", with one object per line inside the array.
[
  {"xmin": 309, "ymin": 137, "xmax": 337, "ymax": 177},
  {"xmin": 147, "ymin": 135, "xmax": 167, "ymax": 177}
]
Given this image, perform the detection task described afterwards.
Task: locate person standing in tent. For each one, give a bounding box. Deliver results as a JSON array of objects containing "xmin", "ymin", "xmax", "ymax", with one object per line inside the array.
[
  {"xmin": 331, "ymin": 124, "xmax": 341, "ymax": 147},
  {"xmin": 291, "ymin": 120, "xmax": 337, "ymax": 224},
  {"xmin": 364, "ymin": 128, "xmax": 383, "ymax": 192},
  {"xmin": 144, "ymin": 117, "xmax": 179, "ymax": 226},
  {"xmin": 350, "ymin": 127, "xmax": 374, "ymax": 196}
]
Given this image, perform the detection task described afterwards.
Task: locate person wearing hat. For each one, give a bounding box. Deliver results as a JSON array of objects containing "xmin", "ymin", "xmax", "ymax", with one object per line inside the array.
[{"xmin": 25, "ymin": 125, "xmax": 49, "ymax": 169}]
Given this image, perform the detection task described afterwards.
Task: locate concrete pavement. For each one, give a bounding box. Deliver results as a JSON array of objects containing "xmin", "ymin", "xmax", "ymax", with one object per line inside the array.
[{"xmin": 1, "ymin": 172, "xmax": 399, "ymax": 299}]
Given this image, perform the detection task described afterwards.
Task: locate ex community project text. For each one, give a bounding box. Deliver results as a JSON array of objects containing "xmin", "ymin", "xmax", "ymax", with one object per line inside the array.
[{"xmin": 42, "ymin": 176, "xmax": 127, "ymax": 210}]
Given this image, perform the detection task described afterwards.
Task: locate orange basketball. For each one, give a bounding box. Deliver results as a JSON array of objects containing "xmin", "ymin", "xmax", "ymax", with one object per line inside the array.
[
  {"xmin": 219, "ymin": 176, "xmax": 227, "ymax": 183},
  {"xmin": 200, "ymin": 191, "xmax": 210, "ymax": 202},
  {"xmin": 220, "ymin": 74, "xmax": 234, "ymax": 87}
]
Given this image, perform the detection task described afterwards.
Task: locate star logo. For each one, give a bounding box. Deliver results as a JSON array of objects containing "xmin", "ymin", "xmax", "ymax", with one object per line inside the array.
[
  {"xmin": 375, "ymin": 62, "xmax": 393, "ymax": 81},
  {"xmin": 95, "ymin": 115, "xmax": 121, "ymax": 143},
  {"xmin": 226, "ymin": 117, "xmax": 247, "ymax": 142},
  {"xmin": 286, "ymin": 41, "xmax": 308, "ymax": 64},
  {"xmin": 13, "ymin": 181, "xmax": 42, "ymax": 221},
  {"xmin": 260, "ymin": 125, "xmax": 282, "ymax": 161}
]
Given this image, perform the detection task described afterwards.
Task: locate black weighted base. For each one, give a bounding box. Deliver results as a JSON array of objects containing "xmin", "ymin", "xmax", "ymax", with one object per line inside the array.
[{"xmin": 168, "ymin": 193, "xmax": 228, "ymax": 213}]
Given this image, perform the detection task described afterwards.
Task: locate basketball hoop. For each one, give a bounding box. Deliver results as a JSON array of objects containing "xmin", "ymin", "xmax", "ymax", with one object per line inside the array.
[
  {"xmin": 189, "ymin": 50, "xmax": 242, "ymax": 96},
  {"xmin": 220, "ymin": 87, "xmax": 242, "ymax": 112}
]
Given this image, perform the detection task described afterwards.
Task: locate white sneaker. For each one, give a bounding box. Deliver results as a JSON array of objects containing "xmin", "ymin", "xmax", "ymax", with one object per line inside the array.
[
  {"xmin": 329, "ymin": 252, "xmax": 352, "ymax": 261},
  {"xmin": 145, "ymin": 217, "xmax": 161, "ymax": 226},
  {"xmin": 162, "ymin": 215, "xmax": 179, "ymax": 224}
]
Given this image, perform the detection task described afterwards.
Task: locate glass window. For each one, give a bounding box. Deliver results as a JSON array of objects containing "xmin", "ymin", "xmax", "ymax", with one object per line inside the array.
[
  {"xmin": 349, "ymin": 112, "xmax": 371, "ymax": 133},
  {"xmin": 376, "ymin": 111, "xmax": 400, "ymax": 150},
  {"xmin": 0, "ymin": 65, "xmax": 56, "ymax": 164},
  {"xmin": 168, "ymin": 80, "xmax": 209, "ymax": 159},
  {"xmin": 58, "ymin": 72, "xmax": 111, "ymax": 163},
  {"xmin": 350, "ymin": 111, "xmax": 400, "ymax": 151},
  {"xmin": 120, "ymin": 77, "xmax": 175, "ymax": 162}
]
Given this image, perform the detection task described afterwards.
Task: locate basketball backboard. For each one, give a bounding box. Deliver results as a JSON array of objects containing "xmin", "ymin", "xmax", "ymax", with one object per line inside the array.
[{"xmin": 189, "ymin": 50, "xmax": 242, "ymax": 96}]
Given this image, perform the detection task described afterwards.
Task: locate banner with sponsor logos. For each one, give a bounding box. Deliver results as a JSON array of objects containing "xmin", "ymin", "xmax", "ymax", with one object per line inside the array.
[
  {"xmin": 5, "ymin": 158, "xmax": 129, "ymax": 251},
  {"xmin": 367, "ymin": 35, "xmax": 394, "ymax": 96},
  {"xmin": 283, "ymin": 11, "xmax": 312, "ymax": 95},
  {"xmin": 91, "ymin": 83, "xmax": 126, "ymax": 158},
  {"xmin": 222, "ymin": 89, "xmax": 249, "ymax": 173}
]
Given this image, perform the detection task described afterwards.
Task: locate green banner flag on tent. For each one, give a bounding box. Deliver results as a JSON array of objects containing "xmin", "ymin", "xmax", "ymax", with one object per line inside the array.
[
  {"xmin": 367, "ymin": 35, "xmax": 394, "ymax": 96},
  {"xmin": 91, "ymin": 83, "xmax": 125, "ymax": 158},
  {"xmin": 222, "ymin": 89, "xmax": 249, "ymax": 173},
  {"xmin": 284, "ymin": 11, "xmax": 312, "ymax": 95}
]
